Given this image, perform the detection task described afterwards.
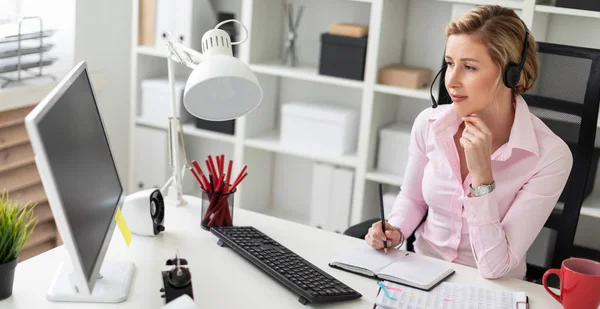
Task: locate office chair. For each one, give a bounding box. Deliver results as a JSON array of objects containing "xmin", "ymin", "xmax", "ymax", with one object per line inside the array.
[{"xmin": 344, "ymin": 41, "xmax": 600, "ymax": 284}]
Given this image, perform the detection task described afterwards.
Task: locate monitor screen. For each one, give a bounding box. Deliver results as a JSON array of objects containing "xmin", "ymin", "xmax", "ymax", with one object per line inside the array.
[{"xmin": 36, "ymin": 69, "xmax": 122, "ymax": 282}]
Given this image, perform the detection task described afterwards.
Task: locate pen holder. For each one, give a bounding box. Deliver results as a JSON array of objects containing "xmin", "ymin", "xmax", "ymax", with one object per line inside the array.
[{"xmin": 200, "ymin": 188, "xmax": 236, "ymax": 230}]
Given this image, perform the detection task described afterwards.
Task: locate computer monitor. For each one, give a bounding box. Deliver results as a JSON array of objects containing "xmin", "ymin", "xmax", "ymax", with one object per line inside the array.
[{"xmin": 25, "ymin": 61, "xmax": 135, "ymax": 303}]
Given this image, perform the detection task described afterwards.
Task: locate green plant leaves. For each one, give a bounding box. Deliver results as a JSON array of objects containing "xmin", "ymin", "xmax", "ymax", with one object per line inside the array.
[{"xmin": 0, "ymin": 190, "xmax": 38, "ymax": 264}]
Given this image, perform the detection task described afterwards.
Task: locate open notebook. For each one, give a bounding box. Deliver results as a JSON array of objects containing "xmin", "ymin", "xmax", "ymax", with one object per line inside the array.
[
  {"xmin": 375, "ymin": 280, "xmax": 528, "ymax": 309},
  {"xmin": 329, "ymin": 246, "xmax": 454, "ymax": 290}
]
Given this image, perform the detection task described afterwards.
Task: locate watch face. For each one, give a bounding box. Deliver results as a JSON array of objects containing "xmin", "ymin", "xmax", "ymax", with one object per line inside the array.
[{"xmin": 470, "ymin": 182, "xmax": 495, "ymax": 197}]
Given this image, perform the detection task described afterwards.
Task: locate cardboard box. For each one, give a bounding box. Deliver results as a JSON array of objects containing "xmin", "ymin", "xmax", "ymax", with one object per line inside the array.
[
  {"xmin": 379, "ymin": 64, "xmax": 432, "ymax": 89},
  {"xmin": 328, "ymin": 23, "xmax": 369, "ymax": 38}
]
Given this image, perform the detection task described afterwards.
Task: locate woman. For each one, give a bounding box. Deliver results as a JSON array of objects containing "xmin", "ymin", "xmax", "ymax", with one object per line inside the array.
[{"xmin": 365, "ymin": 5, "xmax": 573, "ymax": 280}]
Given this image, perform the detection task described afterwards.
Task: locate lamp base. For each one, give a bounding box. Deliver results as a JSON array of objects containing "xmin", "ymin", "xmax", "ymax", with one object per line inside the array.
[{"xmin": 164, "ymin": 183, "xmax": 188, "ymax": 207}]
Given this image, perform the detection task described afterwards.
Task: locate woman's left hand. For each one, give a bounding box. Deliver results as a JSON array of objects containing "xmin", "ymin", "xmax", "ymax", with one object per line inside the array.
[{"xmin": 460, "ymin": 115, "xmax": 494, "ymax": 187}]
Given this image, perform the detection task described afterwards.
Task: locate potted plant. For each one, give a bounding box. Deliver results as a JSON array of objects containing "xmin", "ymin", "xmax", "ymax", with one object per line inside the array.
[{"xmin": 0, "ymin": 190, "xmax": 37, "ymax": 300}]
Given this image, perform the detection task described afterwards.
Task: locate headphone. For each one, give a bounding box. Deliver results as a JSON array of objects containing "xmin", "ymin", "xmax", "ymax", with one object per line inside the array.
[{"xmin": 430, "ymin": 20, "xmax": 530, "ymax": 109}]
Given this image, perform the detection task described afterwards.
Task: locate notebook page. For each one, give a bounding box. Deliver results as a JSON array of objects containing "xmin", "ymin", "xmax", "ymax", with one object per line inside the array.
[
  {"xmin": 377, "ymin": 253, "xmax": 453, "ymax": 287},
  {"xmin": 375, "ymin": 281, "xmax": 519, "ymax": 309},
  {"xmin": 330, "ymin": 245, "xmax": 407, "ymax": 274}
]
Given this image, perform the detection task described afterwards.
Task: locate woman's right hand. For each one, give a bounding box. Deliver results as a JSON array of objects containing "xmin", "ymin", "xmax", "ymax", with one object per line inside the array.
[{"xmin": 365, "ymin": 221, "xmax": 403, "ymax": 249}]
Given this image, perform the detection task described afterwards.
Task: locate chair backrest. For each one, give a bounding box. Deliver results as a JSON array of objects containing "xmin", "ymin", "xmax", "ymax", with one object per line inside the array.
[{"xmin": 437, "ymin": 42, "xmax": 600, "ymax": 272}]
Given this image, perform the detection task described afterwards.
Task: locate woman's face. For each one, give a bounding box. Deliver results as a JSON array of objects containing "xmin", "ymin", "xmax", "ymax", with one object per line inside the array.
[{"xmin": 444, "ymin": 34, "xmax": 502, "ymax": 116}]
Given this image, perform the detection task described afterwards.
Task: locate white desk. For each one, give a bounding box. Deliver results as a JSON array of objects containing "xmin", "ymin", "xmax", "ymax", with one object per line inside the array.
[{"xmin": 1, "ymin": 196, "xmax": 562, "ymax": 308}]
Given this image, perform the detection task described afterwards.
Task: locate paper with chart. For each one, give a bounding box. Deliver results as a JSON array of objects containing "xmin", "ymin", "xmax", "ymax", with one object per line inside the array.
[{"xmin": 375, "ymin": 281, "xmax": 526, "ymax": 309}]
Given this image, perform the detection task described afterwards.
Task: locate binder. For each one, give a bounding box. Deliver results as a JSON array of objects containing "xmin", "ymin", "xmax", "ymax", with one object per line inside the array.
[
  {"xmin": 154, "ymin": 0, "xmax": 174, "ymax": 49},
  {"xmin": 134, "ymin": 127, "xmax": 168, "ymax": 190},
  {"xmin": 154, "ymin": 0, "xmax": 216, "ymax": 51},
  {"xmin": 309, "ymin": 163, "xmax": 334, "ymax": 230},
  {"xmin": 328, "ymin": 167, "xmax": 354, "ymax": 233},
  {"xmin": 138, "ymin": 0, "xmax": 156, "ymax": 46},
  {"xmin": 174, "ymin": 0, "xmax": 192, "ymax": 46}
]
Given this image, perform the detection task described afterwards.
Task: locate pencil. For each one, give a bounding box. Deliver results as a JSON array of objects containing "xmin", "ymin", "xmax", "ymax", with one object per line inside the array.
[{"xmin": 379, "ymin": 183, "xmax": 388, "ymax": 255}]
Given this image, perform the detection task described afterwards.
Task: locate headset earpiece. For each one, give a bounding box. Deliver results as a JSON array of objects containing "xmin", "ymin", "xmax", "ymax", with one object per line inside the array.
[
  {"xmin": 502, "ymin": 21, "xmax": 530, "ymax": 89},
  {"xmin": 503, "ymin": 64, "xmax": 522, "ymax": 89}
]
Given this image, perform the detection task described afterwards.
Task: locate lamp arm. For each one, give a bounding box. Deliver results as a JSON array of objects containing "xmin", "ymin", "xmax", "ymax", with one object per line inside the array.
[{"xmin": 166, "ymin": 40, "xmax": 203, "ymax": 70}]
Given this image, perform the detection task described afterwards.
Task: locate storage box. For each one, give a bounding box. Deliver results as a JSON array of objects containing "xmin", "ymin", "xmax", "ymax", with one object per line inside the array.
[
  {"xmin": 140, "ymin": 78, "xmax": 193, "ymax": 124},
  {"xmin": 379, "ymin": 64, "xmax": 432, "ymax": 89},
  {"xmin": 328, "ymin": 23, "xmax": 369, "ymax": 38},
  {"xmin": 280, "ymin": 101, "xmax": 359, "ymax": 155},
  {"xmin": 376, "ymin": 122, "xmax": 412, "ymax": 175},
  {"xmin": 555, "ymin": 0, "xmax": 600, "ymax": 12},
  {"xmin": 319, "ymin": 33, "xmax": 368, "ymax": 81}
]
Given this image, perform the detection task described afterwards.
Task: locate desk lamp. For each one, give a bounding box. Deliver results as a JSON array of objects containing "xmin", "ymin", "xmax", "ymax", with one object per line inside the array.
[{"xmin": 162, "ymin": 20, "xmax": 262, "ymax": 207}]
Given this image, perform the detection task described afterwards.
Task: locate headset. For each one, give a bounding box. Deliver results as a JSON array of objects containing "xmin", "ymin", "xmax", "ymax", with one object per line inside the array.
[{"xmin": 430, "ymin": 20, "xmax": 530, "ymax": 109}]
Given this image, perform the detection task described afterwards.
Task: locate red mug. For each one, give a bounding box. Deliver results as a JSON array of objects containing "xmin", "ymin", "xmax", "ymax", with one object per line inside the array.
[{"xmin": 543, "ymin": 258, "xmax": 600, "ymax": 309}]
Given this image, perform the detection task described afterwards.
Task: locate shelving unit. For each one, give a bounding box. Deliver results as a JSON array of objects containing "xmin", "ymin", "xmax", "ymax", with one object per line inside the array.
[
  {"xmin": 244, "ymin": 131, "xmax": 358, "ymax": 168},
  {"xmin": 249, "ymin": 62, "xmax": 365, "ymax": 89},
  {"xmin": 136, "ymin": 46, "xmax": 167, "ymax": 58},
  {"xmin": 129, "ymin": 0, "xmax": 600, "ymax": 240},
  {"xmin": 435, "ymin": 0, "xmax": 525, "ymax": 9},
  {"xmin": 535, "ymin": 4, "xmax": 600, "ymax": 19},
  {"xmin": 135, "ymin": 118, "xmax": 237, "ymax": 144},
  {"xmin": 364, "ymin": 170, "xmax": 404, "ymax": 187},
  {"xmin": 373, "ymin": 84, "xmax": 431, "ymax": 100}
]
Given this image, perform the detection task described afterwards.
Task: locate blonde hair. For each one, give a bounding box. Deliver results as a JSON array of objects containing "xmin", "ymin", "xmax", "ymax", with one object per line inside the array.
[{"xmin": 445, "ymin": 5, "xmax": 538, "ymax": 94}]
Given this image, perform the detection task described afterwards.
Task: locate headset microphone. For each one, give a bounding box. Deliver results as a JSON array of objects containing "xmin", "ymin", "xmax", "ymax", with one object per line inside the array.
[{"xmin": 430, "ymin": 66, "xmax": 445, "ymax": 109}]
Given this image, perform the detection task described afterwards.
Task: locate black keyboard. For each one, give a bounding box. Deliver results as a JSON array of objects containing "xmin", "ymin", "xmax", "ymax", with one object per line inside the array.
[{"xmin": 211, "ymin": 226, "xmax": 362, "ymax": 305}]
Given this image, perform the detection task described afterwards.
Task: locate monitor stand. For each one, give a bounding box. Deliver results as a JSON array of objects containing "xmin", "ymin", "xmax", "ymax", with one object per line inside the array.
[{"xmin": 46, "ymin": 261, "xmax": 135, "ymax": 303}]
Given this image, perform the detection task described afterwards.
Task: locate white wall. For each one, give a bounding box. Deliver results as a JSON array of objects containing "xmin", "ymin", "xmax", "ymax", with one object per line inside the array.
[
  {"xmin": 74, "ymin": 0, "xmax": 132, "ymax": 187},
  {"xmin": 3, "ymin": 0, "xmax": 131, "ymax": 186},
  {"xmin": 8, "ymin": 0, "xmax": 76, "ymax": 82}
]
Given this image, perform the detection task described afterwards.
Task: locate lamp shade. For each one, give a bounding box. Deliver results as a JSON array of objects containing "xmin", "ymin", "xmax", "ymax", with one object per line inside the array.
[{"xmin": 183, "ymin": 54, "xmax": 263, "ymax": 121}]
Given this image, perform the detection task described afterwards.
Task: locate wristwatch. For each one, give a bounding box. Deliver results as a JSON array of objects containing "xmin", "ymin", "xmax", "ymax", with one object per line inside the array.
[{"xmin": 469, "ymin": 181, "xmax": 496, "ymax": 197}]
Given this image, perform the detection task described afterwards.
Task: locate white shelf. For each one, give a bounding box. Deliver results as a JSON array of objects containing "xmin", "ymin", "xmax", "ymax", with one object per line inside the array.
[
  {"xmin": 535, "ymin": 5, "xmax": 600, "ymax": 19},
  {"xmin": 135, "ymin": 118, "xmax": 168, "ymax": 130},
  {"xmin": 435, "ymin": 0, "xmax": 524, "ymax": 9},
  {"xmin": 136, "ymin": 46, "xmax": 167, "ymax": 58},
  {"xmin": 582, "ymin": 191, "xmax": 600, "ymax": 219},
  {"xmin": 364, "ymin": 170, "xmax": 404, "ymax": 187},
  {"xmin": 249, "ymin": 61, "xmax": 364, "ymax": 89},
  {"xmin": 135, "ymin": 118, "xmax": 236, "ymax": 144},
  {"xmin": 244, "ymin": 131, "xmax": 358, "ymax": 168},
  {"xmin": 374, "ymin": 84, "xmax": 431, "ymax": 100}
]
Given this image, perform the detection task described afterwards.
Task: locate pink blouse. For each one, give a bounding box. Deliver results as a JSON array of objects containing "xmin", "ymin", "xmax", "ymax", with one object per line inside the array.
[{"xmin": 387, "ymin": 95, "xmax": 573, "ymax": 279}]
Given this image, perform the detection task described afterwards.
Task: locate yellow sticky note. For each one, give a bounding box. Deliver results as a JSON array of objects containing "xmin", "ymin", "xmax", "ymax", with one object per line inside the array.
[{"xmin": 115, "ymin": 206, "xmax": 132, "ymax": 247}]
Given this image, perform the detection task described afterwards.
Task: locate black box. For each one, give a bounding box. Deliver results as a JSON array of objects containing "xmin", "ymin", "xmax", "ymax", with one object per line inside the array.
[
  {"xmin": 555, "ymin": 0, "xmax": 600, "ymax": 12},
  {"xmin": 318, "ymin": 33, "xmax": 368, "ymax": 81},
  {"xmin": 195, "ymin": 118, "xmax": 235, "ymax": 135}
]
